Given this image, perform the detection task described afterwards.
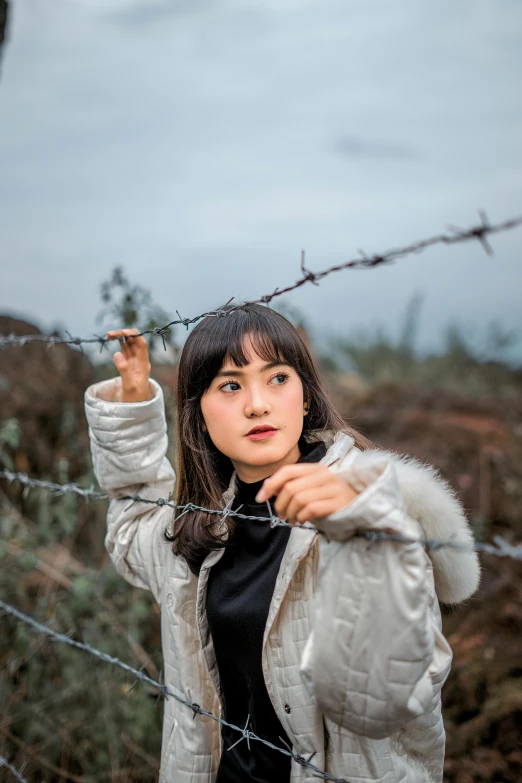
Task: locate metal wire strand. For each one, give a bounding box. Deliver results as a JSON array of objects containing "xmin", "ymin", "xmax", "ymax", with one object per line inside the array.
[
  {"xmin": 1, "ymin": 469, "xmax": 521, "ymax": 560},
  {"xmin": 0, "ymin": 755, "xmax": 29, "ymax": 783},
  {"xmin": 0, "ymin": 212, "xmax": 520, "ymax": 349}
]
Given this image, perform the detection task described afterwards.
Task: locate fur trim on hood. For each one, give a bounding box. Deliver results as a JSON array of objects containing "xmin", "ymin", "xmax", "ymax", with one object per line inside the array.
[{"xmin": 350, "ymin": 448, "xmax": 481, "ymax": 604}]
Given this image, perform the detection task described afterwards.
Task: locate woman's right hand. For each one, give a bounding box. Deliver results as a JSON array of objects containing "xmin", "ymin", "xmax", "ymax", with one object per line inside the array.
[{"xmin": 107, "ymin": 329, "xmax": 152, "ymax": 402}]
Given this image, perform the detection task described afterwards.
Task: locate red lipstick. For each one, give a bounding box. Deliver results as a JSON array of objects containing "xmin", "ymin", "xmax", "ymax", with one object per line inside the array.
[{"xmin": 246, "ymin": 425, "xmax": 277, "ymax": 441}]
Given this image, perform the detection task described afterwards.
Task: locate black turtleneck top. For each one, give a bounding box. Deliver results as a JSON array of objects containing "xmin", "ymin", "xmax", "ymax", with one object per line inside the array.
[{"xmin": 206, "ymin": 440, "xmax": 327, "ymax": 783}]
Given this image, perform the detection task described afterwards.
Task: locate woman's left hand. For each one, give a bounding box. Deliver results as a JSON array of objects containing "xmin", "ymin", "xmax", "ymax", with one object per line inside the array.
[{"xmin": 255, "ymin": 463, "xmax": 359, "ymax": 525}]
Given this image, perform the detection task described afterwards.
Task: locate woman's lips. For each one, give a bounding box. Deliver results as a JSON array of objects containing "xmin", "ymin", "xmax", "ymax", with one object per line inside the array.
[{"xmin": 246, "ymin": 429, "xmax": 278, "ymax": 441}]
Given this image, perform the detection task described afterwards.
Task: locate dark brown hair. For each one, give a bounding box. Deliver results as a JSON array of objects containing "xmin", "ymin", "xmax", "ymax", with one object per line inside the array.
[{"xmin": 166, "ymin": 303, "xmax": 371, "ymax": 574}]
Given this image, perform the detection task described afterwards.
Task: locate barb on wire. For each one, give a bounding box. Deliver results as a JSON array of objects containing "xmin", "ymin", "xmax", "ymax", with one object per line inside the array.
[
  {"xmin": 1, "ymin": 469, "xmax": 522, "ymax": 561},
  {"xmin": 218, "ymin": 496, "xmax": 239, "ymax": 531},
  {"xmin": 276, "ymin": 736, "xmax": 345, "ymax": 783},
  {"xmin": 475, "ymin": 535, "xmax": 522, "ymax": 560},
  {"xmin": 0, "ymin": 600, "xmax": 352, "ymax": 783},
  {"xmin": 1, "ymin": 213, "xmax": 521, "ymax": 349},
  {"xmin": 226, "ymin": 714, "xmax": 254, "ymax": 752},
  {"xmin": 0, "ymin": 756, "xmax": 29, "ymax": 783},
  {"xmin": 300, "ymin": 249, "xmax": 319, "ymax": 286}
]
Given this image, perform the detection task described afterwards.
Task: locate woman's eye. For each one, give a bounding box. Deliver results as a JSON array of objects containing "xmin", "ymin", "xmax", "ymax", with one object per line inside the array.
[
  {"xmin": 219, "ymin": 373, "xmax": 289, "ymax": 391},
  {"xmin": 271, "ymin": 373, "xmax": 289, "ymax": 385}
]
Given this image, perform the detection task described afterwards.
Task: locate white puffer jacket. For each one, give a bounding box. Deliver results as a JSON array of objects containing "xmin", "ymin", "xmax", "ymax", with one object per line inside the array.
[{"xmin": 84, "ymin": 377, "xmax": 480, "ymax": 783}]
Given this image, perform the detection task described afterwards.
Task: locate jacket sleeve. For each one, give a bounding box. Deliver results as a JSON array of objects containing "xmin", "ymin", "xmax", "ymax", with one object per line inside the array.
[
  {"xmin": 299, "ymin": 455, "xmax": 453, "ymax": 740},
  {"xmin": 84, "ymin": 377, "xmax": 176, "ymax": 603}
]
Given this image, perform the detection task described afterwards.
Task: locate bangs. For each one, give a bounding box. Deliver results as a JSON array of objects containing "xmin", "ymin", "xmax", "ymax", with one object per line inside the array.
[
  {"xmin": 186, "ymin": 305, "xmax": 306, "ymax": 395},
  {"xmin": 224, "ymin": 325, "xmax": 285, "ymax": 369}
]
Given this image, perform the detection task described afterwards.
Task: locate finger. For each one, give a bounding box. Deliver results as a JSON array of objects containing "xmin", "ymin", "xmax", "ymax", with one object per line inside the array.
[
  {"xmin": 121, "ymin": 328, "xmax": 141, "ymax": 344},
  {"xmin": 269, "ymin": 467, "xmax": 331, "ymax": 513},
  {"xmin": 119, "ymin": 329, "xmax": 139, "ymax": 351},
  {"xmin": 113, "ymin": 352, "xmax": 128, "ymax": 372},
  {"xmin": 280, "ymin": 485, "xmax": 337, "ymax": 522},
  {"xmin": 279, "ymin": 484, "xmax": 336, "ymax": 521},
  {"xmin": 256, "ymin": 463, "xmax": 323, "ymax": 502},
  {"xmin": 118, "ymin": 338, "xmax": 131, "ymax": 359},
  {"xmin": 121, "ymin": 329, "xmax": 149, "ymax": 357},
  {"xmin": 107, "ymin": 328, "xmax": 138, "ymax": 339},
  {"xmin": 108, "ymin": 329, "xmax": 148, "ymax": 360},
  {"xmin": 295, "ymin": 499, "xmax": 340, "ymax": 524},
  {"xmin": 257, "ymin": 464, "xmax": 318, "ymax": 503},
  {"xmin": 107, "ymin": 328, "xmax": 141, "ymax": 343},
  {"xmin": 107, "ymin": 329, "xmax": 131, "ymax": 355}
]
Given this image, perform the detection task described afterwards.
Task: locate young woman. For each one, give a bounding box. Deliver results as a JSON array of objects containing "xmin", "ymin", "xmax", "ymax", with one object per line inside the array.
[{"xmin": 84, "ymin": 304, "xmax": 480, "ymax": 783}]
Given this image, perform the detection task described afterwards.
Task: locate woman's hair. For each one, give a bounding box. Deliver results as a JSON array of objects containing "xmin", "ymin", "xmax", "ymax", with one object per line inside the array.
[{"xmin": 165, "ymin": 303, "xmax": 371, "ymax": 575}]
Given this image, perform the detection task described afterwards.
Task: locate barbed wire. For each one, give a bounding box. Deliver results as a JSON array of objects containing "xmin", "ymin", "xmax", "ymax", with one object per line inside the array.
[
  {"xmin": 0, "ymin": 600, "xmax": 352, "ymax": 783},
  {"xmin": 1, "ymin": 469, "xmax": 521, "ymax": 560},
  {"xmin": 1, "ymin": 210, "xmax": 520, "ymax": 555},
  {"xmin": 1, "ymin": 211, "xmax": 521, "ymax": 780},
  {"xmin": 0, "ymin": 755, "xmax": 29, "ymax": 783},
  {"xmin": 0, "ymin": 469, "xmax": 107, "ymax": 501},
  {"xmin": 1, "ymin": 212, "xmax": 520, "ymax": 350}
]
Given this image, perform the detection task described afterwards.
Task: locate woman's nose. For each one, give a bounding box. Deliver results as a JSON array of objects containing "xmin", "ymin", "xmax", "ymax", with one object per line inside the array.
[{"xmin": 244, "ymin": 387, "xmax": 271, "ymax": 417}]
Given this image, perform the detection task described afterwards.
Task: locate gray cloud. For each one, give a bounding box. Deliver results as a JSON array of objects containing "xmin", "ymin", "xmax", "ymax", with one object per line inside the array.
[{"xmin": 333, "ymin": 135, "xmax": 418, "ymax": 160}]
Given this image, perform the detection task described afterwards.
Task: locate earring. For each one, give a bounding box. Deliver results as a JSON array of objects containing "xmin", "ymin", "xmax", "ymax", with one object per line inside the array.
[{"xmin": 304, "ymin": 406, "xmax": 309, "ymax": 415}]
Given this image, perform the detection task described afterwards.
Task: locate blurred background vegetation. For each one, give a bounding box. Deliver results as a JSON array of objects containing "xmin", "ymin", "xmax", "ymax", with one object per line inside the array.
[
  {"xmin": 1, "ymin": 268, "xmax": 521, "ymax": 783},
  {"xmin": 2, "ymin": 2, "xmax": 521, "ymax": 781}
]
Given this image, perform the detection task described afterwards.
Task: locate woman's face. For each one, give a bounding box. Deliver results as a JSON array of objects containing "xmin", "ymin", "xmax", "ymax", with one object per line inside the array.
[{"xmin": 200, "ymin": 335, "xmax": 307, "ymax": 483}]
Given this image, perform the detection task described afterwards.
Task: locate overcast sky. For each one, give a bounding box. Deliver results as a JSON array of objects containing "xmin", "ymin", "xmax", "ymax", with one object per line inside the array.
[{"xmin": 1, "ymin": 0, "xmax": 521, "ymax": 363}]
